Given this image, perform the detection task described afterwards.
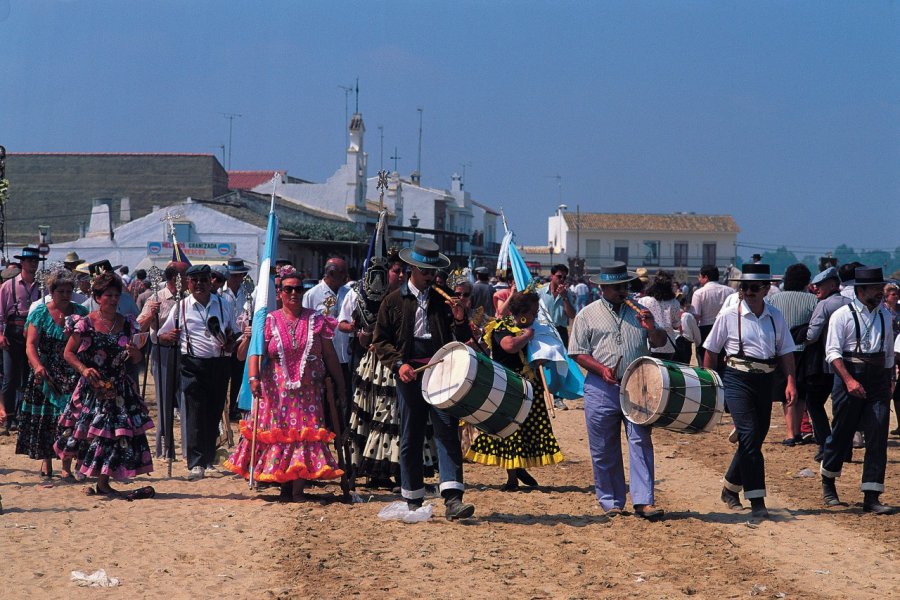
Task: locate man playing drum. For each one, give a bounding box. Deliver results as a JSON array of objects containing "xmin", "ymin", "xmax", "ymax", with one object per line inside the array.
[
  {"xmin": 569, "ymin": 262, "xmax": 668, "ymax": 520},
  {"xmin": 372, "ymin": 239, "xmax": 475, "ymax": 520},
  {"xmin": 703, "ymin": 263, "xmax": 797, "ymax": 519}
]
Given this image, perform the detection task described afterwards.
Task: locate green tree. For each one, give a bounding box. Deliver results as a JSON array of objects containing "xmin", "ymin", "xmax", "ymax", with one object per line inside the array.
[{"xmin": 760, "ymin": 246, "xmax": 799, "ymax": 274}]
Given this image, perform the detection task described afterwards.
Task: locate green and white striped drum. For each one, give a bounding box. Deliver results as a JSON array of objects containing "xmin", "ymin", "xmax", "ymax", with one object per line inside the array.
[
  {"xmin": 422, "ymin": 341, "xmax": 533, "ymax": 439},
  {"xmin": 619, "ymin": 357, "xmax": 724, "ymax": 433}
]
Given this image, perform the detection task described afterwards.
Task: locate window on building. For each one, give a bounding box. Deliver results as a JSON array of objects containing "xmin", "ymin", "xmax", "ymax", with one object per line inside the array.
[
  {"xmin": 614, "ymin": 241, "xmax": 629, "ymax": 264},
  {"xmin": 586, "ymin": 239, "xmax": 603, "ymax": 259},
  {"xmin": 173, "ymin": 222, "xmax": 192, "ymax": 243},
  {"xmin": 642, "ymin": 240, "xmax": 660, "ymax": 266},
  {"xmin": 674, "ymin": 242, "xmax": 689, "ymax": 267},
  {"xmin": 703, "ymin": 243, "xmax": 717, "ymax": 266}
]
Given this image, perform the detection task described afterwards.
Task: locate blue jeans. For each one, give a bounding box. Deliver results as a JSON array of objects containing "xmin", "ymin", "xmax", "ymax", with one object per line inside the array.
[
  {"xmin": 396, "ymin": 376, "xmax": 464, "ymax": 501},
  {"xmin": 583, "ymin": 373, "xmax": 655, "ymax": 510},
  {"xmin": 820, "ymin": 366, "xmax": 891, "ymax": 492},
  {"xmin": 722, "ymin": 368, "xmax": 774, "ymax": 499}
]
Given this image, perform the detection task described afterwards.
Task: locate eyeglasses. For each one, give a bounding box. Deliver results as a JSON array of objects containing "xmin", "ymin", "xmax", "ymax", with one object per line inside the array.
[
  {"xmin": 740, "ymin": 283, "xmax": 767, "ymax": 293},
  {"xmin": 456, "ymin": 292, "xmax": 471, "ymax": 298},
  {"xmin": 281, "ymin": 285, "xmax": 303, "ymax": 295}
]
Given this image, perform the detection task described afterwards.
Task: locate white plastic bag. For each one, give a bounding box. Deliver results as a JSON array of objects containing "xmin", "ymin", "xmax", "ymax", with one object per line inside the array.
[
  {"xmin": 377, "ymin": 500, "xmax": 433, "ymax": 523},
  {"xmin": 71, "ymin": 569, "xmax": 120, "ymax": 587}
]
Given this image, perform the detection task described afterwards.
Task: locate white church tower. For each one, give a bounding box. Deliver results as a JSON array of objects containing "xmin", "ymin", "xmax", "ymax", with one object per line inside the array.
[{"xmin": 347, "ymin": 113, "xmax": 368, "ymax": 212}]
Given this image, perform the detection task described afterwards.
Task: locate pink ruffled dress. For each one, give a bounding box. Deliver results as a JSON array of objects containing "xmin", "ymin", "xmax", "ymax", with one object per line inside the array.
[{"xmin": 225, "ymin": 308, "xmax": 343, "ymax": 482}]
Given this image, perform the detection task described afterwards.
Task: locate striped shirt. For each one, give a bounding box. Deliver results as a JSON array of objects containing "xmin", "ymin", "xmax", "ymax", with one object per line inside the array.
[
  {"xmin": 691, "ymin": 281, "xmax": 735, "ymax": 326},
  {"xmin": 568, "ymin": 297, "xmax": 650, "ymax": 380},
  {"xmin": 766, "ymin": 290, "xmax": 817, "ymax": 351}
]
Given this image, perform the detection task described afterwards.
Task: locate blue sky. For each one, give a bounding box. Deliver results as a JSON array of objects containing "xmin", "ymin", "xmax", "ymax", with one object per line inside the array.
[{"xmin": 1, "ymin": 1, "xmax": 898, "ymax": 257}]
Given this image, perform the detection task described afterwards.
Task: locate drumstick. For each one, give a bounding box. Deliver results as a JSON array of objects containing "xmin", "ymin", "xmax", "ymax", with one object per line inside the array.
[
  {"xmin": 412, "ymin": 359, "xmax": 444, "ymax": 374},
  {"xmin": 431, "ymin": 285, "xmax": 455, "ymax": 303},
  {"xmin": 538, "ymin": 366, "xmax": 555, "ymax": 418}
]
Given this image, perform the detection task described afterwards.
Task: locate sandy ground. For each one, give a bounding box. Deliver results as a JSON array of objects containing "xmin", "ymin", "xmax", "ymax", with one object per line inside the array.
[{"xmin": 1, "ymin": 379, "xmax": 898, "ymax": 599}]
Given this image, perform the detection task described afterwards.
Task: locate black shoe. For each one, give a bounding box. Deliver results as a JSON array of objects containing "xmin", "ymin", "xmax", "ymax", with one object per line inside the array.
[
  {"xmin": 749, "ymin": 499, "xmax": 769, "ymax": 519},
  {"xmin": 720, "ymin": 487, "xmax": 743, "ymax": 510},
  {"xmin": 822, "ymin": 476, "xmax": 843, "ymax": 507},
  {"xmin": 499, "ymin": 481, "xmax": 519, "ymax": 492},
  {"xmin": 800, "ymin": 433, "xmax": 815, "ymax": 444},
  {"xmin": 781, "ymin": 438, "xmax": 796, "ymax": 447},
  {"xmin": 407, "ymin": 499, "xmax": 423, "ymax": 512},
  {"xmin": 445, "ymin": 497, "xmax": 475, "ymax": 521},
  {"xmin": 814, "ymin": 449, "xmax": 824, "ymax": 463},
  {"xmin": 890, "ymin": 427, "xmax": 900, "ymax": 437},
  {"xmin": 863, "ymin": 493, "xmax": 895, "ymax": 515},
  {"xmin": 516, "ymin": 469, "xmax": 538, "ymax": 487}
]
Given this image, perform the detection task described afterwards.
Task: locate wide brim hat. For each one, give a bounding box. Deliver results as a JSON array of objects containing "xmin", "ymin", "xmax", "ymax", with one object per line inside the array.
[
  {"xmin": 399, "ymin": 239, "xmax": 451, "ymax": 270},
  {"xmin": 185, "ymin": 264, "xmax": 212, "ymax": 277},
  {"xmin": 844, "ymin": 266, "xmax": 886, "ymax": 287},
  {"xmin": 63, "ymin": 251, "xmax": 85, "ymax": 266},
  {"xmin": 226, "ymin": 257, "xmax": 250, "ymax": 274},
  {"xmin": 13, "ymin": 247, "xmax": 46, "ymax": 261},
  {"xmin": 590, "ymin": 261, "xmax": 639, "ymax": 286},
  {"xmin": 734, "ymin": 263, "xmax": 780, "ymax": 282},
  {"xmin": 1, "ymin": 265, "xmax": 21, "ymax": 280},
  {"xmin": 88, "ymin": 259, "xmax": 122, "ymax": 276}
]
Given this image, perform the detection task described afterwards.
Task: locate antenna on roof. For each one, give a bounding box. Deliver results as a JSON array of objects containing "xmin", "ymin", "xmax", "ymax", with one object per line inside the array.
[
  {"xmin": 390, "ymin": 147, "xmax": 401, "ymax": 172},
  {"xmin": 354, "ymin": 77, "xmax": 359, "ymax": 113},
  {"xmin": 222, "ymin": 113, "xmax": 243, "ymax": 170}
]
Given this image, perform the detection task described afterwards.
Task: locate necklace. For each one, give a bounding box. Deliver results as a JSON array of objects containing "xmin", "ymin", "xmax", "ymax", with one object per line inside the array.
[
  {"xmin": 603, "ymin": 300, "xmax": 625, "ymax": 345},
  {"xmin": 285, "ymin": 311, "xmax": 302, "ymax": 350},
  {"xmin": 97, "ymin": 312, "xmax": 117, "ymax": 335}
]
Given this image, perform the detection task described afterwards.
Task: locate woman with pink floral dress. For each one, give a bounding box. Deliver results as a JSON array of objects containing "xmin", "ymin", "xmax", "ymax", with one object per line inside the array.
[{"xmin": 225, "ymin": 268, "xmax": 346, "ymax": 501}]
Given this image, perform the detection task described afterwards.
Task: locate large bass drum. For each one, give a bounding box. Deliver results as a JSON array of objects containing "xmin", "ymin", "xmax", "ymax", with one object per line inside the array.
[
  {"xmin": 620, "ymin": 357, "xmax": 724, "ymax": 433},
  {"xmin": 422, "ymin": 341, "xmax": 533, "ymax": 439}
]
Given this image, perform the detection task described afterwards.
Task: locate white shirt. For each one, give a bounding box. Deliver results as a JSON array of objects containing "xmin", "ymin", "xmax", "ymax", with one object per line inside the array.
[
  {"xmin": 338, "ymin": 286, "xmax": 358, "ymax": 326},
  {"xmin": 680, "ymin": 311, "xmax": 701, "ymax": 345},
  {"xmin": 703, "ymin": 300, "xmax": 796, "ymax": 360},
  {"xmin": 406, "ymin": 279, "xmax": 431, "ymax": 339},
  {"xmin": 574, "ymin": 282, "xmax": 589, "ymax": 297},
  {"xmin": 692, "ymin": 281, "xmax": 736, "ymax": 326},
  {"xmin": 302, "ymin": 280, "xmax": 350, "ymax": 362},
  {"xmin": 825, "ymin": 298, "xmax": 894, "ymax": 369},
  {"xmin": 158, "ymin": 292, "xmax": 238, "ymax": 359}
]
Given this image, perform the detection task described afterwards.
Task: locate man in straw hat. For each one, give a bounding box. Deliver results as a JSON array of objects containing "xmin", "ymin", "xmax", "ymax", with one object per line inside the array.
[
  {"xmin": 63, "ymin": 251, "xmax": 85, "ymax": 272},
  {"xmin": 568, "ymin": 261, "xmax": 668, "ymax": 521},
  {"xmin": 372, "ymin": 239, "xmax": 475, "ymax": 520},
  {"xmin": 820, "ymin": 266, "xmax": 896, "ymax": 514},
  {"xmin": 703, "ymin": 263, "xmax": 797, "ymax": 518},
  {"xmin": 0, "ymin": 248, "xmax": 45, "ymax": 433}
]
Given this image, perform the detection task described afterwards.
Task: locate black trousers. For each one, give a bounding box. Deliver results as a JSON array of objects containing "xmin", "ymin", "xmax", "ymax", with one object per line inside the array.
[
  {"xmin": 227, "ymin": 354, "xmax": 245, "ymax": 417},
  {"xmin": 180, "ymin": 356, "xmax": 230, "ymax": 470}
]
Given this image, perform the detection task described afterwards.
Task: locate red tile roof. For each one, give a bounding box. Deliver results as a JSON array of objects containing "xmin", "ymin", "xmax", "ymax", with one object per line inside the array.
[
  {"xmin": 228, "ymin": 170, "xmax": 286, "ymax": 191},
  {"xmin": 565, "ymin": 212, "xmax": 739, "ymax": 233}
]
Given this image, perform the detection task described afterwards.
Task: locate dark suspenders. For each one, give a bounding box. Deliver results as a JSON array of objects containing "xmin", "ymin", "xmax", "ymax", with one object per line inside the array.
[{"xmin": 848, "ymin": 305, "xmax": 885, "ymax": 353}]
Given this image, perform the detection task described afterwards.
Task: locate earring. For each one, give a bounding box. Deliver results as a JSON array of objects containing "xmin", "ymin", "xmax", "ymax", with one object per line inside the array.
[{"xmin": 518, "ymin": 316, "xmax": 528, "ymax": 324}]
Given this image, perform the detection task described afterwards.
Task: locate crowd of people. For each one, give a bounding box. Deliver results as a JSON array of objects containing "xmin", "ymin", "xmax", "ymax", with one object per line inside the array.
[{"xmin": 0, "ymin": 241, "xmax": 897, "ymax": 521}]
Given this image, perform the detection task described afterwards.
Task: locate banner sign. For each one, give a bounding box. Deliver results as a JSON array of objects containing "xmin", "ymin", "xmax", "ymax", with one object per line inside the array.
[{"xmin": 147, "ymin": 241, "xmax": 236, "ymax": 258}]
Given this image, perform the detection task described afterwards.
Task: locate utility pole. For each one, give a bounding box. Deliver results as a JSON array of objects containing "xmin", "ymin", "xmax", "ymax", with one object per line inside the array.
[
  {"xmin": 222, "ymin": 113, "xmax": 242, "ymax": 170},
  {"xmin": 378, "ymin": 125, "xmax": 384, "ymax": 170},
  {"xmin": 338, "ymin": 84, "xmax": 353, "ymax": 144},
  {"xmin": 415, "ymin": 107, "xmax": 423, "ymax": 180}
]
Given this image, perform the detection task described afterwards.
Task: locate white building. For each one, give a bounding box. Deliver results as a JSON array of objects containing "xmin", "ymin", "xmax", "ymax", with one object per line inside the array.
[
  {"xmin": 250, "ymin": 113, "xmax": 502, "ymax": 265},
  {"xmin": 547, "ymin": 210, "xmax": 740, "ymax": 276},
  {"xmin": 46, "ymin": 199, "xmax": 267, "ymax": 271}
]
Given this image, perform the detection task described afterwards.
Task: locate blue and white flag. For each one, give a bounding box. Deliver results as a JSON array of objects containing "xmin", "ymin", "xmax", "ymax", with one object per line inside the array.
[
  {"xmin": 505, "ymin": 229, "xmax": 584, "ymax": 399},
  {"xmin": 237, "ymin": 184, "xmax": 279, "ymax": 411}
]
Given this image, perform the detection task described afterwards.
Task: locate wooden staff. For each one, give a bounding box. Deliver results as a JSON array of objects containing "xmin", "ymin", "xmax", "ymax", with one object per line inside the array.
[
  {"xmin": 538, "ymin": 365, "xmax": 555, "ymax": 418},
  {"xmin": 247, "ymin": 381, "xmax": 260, "ymax": 490}
]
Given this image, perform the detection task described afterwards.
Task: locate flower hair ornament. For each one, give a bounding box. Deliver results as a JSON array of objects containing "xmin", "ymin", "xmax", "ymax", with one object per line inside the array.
[{"xmin": 278, "ymin": 266, "xmax": 299, "ymax": 280}]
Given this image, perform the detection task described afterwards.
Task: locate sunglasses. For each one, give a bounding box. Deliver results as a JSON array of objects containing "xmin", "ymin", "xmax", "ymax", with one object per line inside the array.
[
  {"xmin": 740, "ymin": 283, "xmax": 767, "ymax": 293},
  {"xmin": 456, "ymin": 292, "xmax": 471, "ymax": 298},
  {"xmin": 281, "ymin": 285, "xmax": 303, "ymax": 295}
]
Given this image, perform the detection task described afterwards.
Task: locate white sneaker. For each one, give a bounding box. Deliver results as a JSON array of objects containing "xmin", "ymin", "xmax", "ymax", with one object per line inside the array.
[
  {"xmin": 187, "ymin": 466, "xmax": 205, "ymax": 481},
  {"xmin": 205, "ymin": 465, "xmax": 223, "ymax": 477}
]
